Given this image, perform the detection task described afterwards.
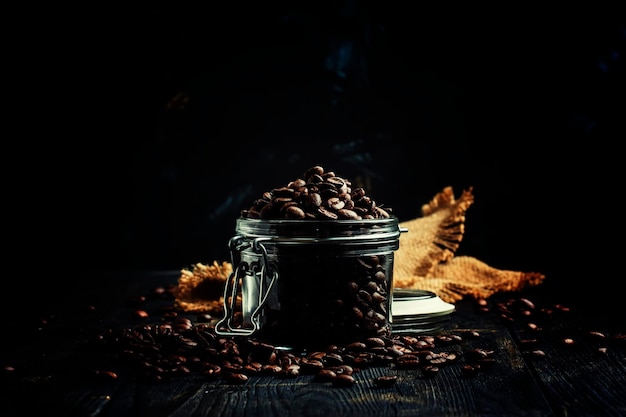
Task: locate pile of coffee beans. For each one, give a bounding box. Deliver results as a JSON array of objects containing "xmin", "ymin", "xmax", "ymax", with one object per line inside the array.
[
  {"xmin": 89, "ymin": 305, "xmax": 483, "ymax": 387},
  {"xmin": 240, "ymin": 165, "xmax": 392, "ymax": 220},
  {"xmin": 84, "ymin": 291, "xmax": 625, "ymax": 388}
]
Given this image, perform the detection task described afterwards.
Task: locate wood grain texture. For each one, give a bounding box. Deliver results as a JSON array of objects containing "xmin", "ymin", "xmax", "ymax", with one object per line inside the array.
[{"xmin": 0, "ymin": 271, "xmax": 624, "ymax": 417}]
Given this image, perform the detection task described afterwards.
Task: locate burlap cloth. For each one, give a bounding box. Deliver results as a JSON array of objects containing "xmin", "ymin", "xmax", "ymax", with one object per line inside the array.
[{"xmin": 173, "ymin": 186, "xmax": 545, "ymax": 313}]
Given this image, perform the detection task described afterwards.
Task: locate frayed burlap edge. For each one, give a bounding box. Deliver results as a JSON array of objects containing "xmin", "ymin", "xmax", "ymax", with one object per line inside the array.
[
  {"xmin": 393, "ymin": 186, "xmax": 545, "ymax": 303},
  {"xmin": 394, "ymin": 256, "xmax": 546, "ymax": 303},
  {"xmin": 172, "ymin": 261, "xmax": 232, "ymax": 314}
]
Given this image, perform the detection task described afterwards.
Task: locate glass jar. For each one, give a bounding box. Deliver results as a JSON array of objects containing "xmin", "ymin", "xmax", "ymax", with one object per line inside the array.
[{"xmin": 215, "ymin": 216, "xmax": 407, "ymax": 350}]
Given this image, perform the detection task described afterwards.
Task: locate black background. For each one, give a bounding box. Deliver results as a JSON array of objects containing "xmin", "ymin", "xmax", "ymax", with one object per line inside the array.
[{"xmin": 8, "ymin": 3, "xmax": 625, "ymax": 312}]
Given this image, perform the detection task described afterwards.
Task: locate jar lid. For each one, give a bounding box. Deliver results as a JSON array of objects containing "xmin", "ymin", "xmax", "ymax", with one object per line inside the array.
[{"xmin": 391, "ymin": 289, "xmax": 455, "ymax": 334}]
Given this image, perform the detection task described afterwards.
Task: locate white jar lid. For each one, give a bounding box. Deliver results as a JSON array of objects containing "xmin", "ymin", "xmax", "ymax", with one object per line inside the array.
[{"xmin": 391, "ymin": 289, "xmax": 455, "ymax": 334}]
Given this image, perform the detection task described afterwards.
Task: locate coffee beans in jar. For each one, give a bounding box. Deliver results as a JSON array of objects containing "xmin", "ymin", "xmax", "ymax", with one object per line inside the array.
[
  {"xmin": 216, "ymin": 165, "xmax": 406, "ymax": 350},
  {"xmin": 240, "ymin": 165, "xmax": 392, "ymax": 220}
]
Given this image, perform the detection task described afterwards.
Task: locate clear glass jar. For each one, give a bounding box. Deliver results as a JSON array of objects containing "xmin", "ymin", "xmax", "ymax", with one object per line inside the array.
[{"xmin": 215, "ymin": 216, "xmax": 406, "ymax": 350}]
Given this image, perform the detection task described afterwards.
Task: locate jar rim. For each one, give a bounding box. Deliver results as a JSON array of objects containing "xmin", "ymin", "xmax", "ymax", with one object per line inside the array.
[
  {"xmin": 237, "ymin": 215, "xmax": 399, "ymax": 224},
  {"xmin": 235, "ymin": 216, "xmax": 403, "ymax": 243}
]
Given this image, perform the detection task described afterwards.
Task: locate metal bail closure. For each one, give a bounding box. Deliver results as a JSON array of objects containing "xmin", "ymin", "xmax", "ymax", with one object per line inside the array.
[{"xmin": 215, "ymin": 235, "xmax": 278, "ymax": 337}]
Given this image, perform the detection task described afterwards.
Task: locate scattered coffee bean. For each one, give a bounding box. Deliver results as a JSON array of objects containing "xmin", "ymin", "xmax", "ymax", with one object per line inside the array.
[
  {"xmin": 78, "ymin": 289, "xmax": 623, "ymax": 390},
  {"xmin": 332, "ymin": 374, "xmax": 356, "ymax": 387},
  {"xmin": 134, "ymin": 310, "xmax": 149, "ymax": 319},
  {"xmin": 461, "ymin": 364, "xmax": 480, "ymax": 377},
  {"xmin": 422, "ymin": 366, "xmax": 440, "ymax": 378},
  {"xmin": 314, "ymin": 369, "xmax": 337, "ymax": 382},
  {"xmin": 95, "ymin": 370, "xmax": 118, "ymax": 381},
  {"xmin": 462, "ymin": 330, "xmax": 480, "ymax": 339},
  {"xmin": 225, "ymin": 373, "xmax": 249, "ymax": 384},
  {"xmin": 527, "ymin": 350, "xmax": 546, "ymax": 358},
  {"xmin": 526, "ymin": 322, "xmax": 540, "ymax": 331},
  {"xmin": 587, "ymin": 331, "xmax": 606, "ymax": 340},
  {"xmin": 373, "ymin": 375, "xmax": 398, "ymax": 387}
]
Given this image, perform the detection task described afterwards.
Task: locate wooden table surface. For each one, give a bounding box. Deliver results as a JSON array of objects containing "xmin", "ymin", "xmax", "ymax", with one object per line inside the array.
[{"xmin": 1, "ymin": 270, "xmax": 624, "ymax": 417}]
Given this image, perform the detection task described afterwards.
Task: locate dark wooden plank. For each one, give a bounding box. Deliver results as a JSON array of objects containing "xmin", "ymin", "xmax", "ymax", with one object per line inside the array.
[
  {"xmin": 0, "ymin": 271, "xmax": 554, "ymax": 416},
  {"xmin": 478, "ymin": 290, "xmax": 626, "ymax": 417},
  {"xmin": 29, "ymin": 349, "xmax": 549, "ymax": 417},
  {"xmin": 6, "ymin": 270, "xmax": 623, "ymax": 417},
  {"xmin": 103, "ymin": 362, "xmax": 548, "ymax": 417}
]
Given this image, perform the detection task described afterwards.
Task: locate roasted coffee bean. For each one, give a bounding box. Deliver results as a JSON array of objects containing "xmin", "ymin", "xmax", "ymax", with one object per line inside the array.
[
  {"xmin": 323, "ymin": 353, "xmax": 344, "ymax": 366},
  {"xmin": 527, "ymin": 350, "xmax": 546, "ymax": 358},
  {"xmin": 317, "ymin": 206, "xmax": 339, "ymax": 219},
  {"xmin": 424, "ymin": 353, "xmax": 448, "ymax": 366},
  {"xmin": 373, "ymin": 375, "xmax": 398, "ymax": 387},
  {"xmin": 260, "ymin": 364, "xmax": 282, "ymax": 375},
  {"xmin": 327, "ymin": 197, "xmax": 345, "ymax": 211},
  {"xmin": 517, "ymin": 298, "xmax": 536, "ymax": 310},
  {"xmin": 304, "ymin": 193, "xmax": 322, "ymax": 208},
  {"xmin": 289, "ymin": 178, "xmax": 307, "ymax": 189},
  {"xmin": 272, "ymin": 187, "xmax": 295, "ymax": 198},
  {"xmin": 519, "ymin": 338, "xmax": 539, "ymax": 348},
  {"xmin": 332, "ymin": 374, "xmax": 356, "ymax": 387},
  {"xmin": 314, "ymin": 369, "xmax": 337, "ymax": 382},
  {"xmin": 371, "ymin": 291, "xmax": 386, "ymax": 304},
  {"xmin": 337, "ymin": 208, "xmax": 359, "ymax": 219},
  {"xmin": 526, "ymin": 322, "xmax": 540, "ymax": 331},
  {"xmin": 300, "ymin": 358, "xmax": 324, "ymax": 373},
  {"xmin": 202, "ymin": 364, "xmax": 222, "ymax": 378},
  {"xmin": 95, "ymin": 370, "xmax": 118, "ymax": 381},
  {"xmin": 351, "ymin": 353, "xmax": 375, "ymax": 368},
  {"xmin": 372, "ymin": 354, "xmax": 395, "ymax": 365},
  {"xmin": 284, "ymin": 205, "xmax": 305, "ymax": 219},
  {"xmin": 373, "ymin": 207, "xmax": 390, "ymax": 218},
  {"xmin": 225, "ymin": 372, "xmax": 249, "ymax": 384},
  {"xmin": 243, "ymin": 363, "xmax": 262, "ymax": 375},
  {"xmin": 326, "ymin": 365, "xmax": 354, "ymax": 376},
  {"xmin": 135, "ymin": 310, "xmax": 149, "ymax": 319},
  {"xmin": 422, "ymin": 366, "xmax": 440, "ymax": 378},
  {"xmin": 365, "ymin": 337, "xmax": 386, "ymax": 348},
  {"xmin": 562, "ymin": 338, "xmax": 575, "ymax": 346},
  {"xmin": 465, "ymin": 348, "xmax": 494, "ymax": 363},
  {"xmin": 587, "ymin": 331, "xmax": 606, "ymax": 340},
  {"xmin": 344, "ymin": 342, "xmax": 368, "ymax": 352},
  {"xmin": 461, "ymin": 364, "xmax": 480, "ymax": 377},
  {"xmin": 280, "ymin": 364, "xmax": 301, "ymax": 378},
  {"xmin": 395, "ymin": 354, "xmax": 421, "ymax": 369},
  {"xmin": 349, "ymin": 306, "xmax": 364, "ymax": 321},
  {"xmin": 462, "ymin": 330, "xmax": 480, "ymax": 339}
]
